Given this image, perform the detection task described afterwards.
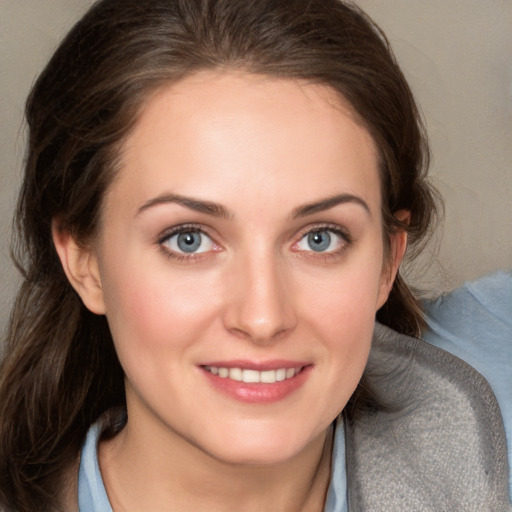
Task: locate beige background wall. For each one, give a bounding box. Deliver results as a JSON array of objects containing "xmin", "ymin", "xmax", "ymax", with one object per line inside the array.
[{"xmin": 1, "ymin": 1, "xmax": 511, "ymax": 333}]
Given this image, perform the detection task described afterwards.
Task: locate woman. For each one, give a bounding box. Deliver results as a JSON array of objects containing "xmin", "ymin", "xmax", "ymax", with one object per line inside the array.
[{"xmin": 0, "ymin": 1, "xmax": 509, "ymax": 511}]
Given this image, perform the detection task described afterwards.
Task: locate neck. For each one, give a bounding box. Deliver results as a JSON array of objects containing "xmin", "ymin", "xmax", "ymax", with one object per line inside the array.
[{"xmin": 99, "ymin": 414, "xmax": 334, "ymax": 512}]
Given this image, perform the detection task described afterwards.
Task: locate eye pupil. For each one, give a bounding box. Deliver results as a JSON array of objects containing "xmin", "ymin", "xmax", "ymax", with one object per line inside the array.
[
  {"xmin": 177, "ymin": 232, "xmax": 201, "ymax": 252},
  {"xmin": 308, "ymin": 231, "xmax": 331, "ymax": 252}
]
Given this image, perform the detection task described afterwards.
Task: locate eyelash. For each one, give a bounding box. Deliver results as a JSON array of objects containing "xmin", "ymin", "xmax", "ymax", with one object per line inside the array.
[
  {"xmin": 156, "ymin": 223, "xmax": 352, "ymax": 262},
  {"xmin": 157, "ymin": 224, "xmax": 218, "ymax": 263},
  {"xmin": 292, "ymin": 223, "xmax": 352, "ymax": 262}
]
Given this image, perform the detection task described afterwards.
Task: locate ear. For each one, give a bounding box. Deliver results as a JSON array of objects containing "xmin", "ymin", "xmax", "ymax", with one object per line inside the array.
[
  {"xmin": 376, "ymin": 209, "xmax": 410, "ymax": 308},
  {"xmin": 52, "ymin": 220, "xmax": 106, "ymax": 315}
]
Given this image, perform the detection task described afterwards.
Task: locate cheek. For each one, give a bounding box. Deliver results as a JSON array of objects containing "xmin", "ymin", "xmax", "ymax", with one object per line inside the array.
[
  {"xmin": 313, "ymin": 276, "xmax": 377, "ymax": 362},
  {"xmin": 298, "ymin": 245, "xmax": 384, "ymax": 379},
  {"xmin": 303, "ymin": 246, "xmax": 385, "ymax": 325},
  {"xmin": 100, "ymin": 256, "xmax": 221, "ymax": 357}
]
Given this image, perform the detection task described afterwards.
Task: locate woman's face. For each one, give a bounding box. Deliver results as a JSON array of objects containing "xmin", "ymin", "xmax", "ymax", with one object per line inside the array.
[{"xmin": 84, "ymin": 72, "xmax": 400, "ymax": 464}]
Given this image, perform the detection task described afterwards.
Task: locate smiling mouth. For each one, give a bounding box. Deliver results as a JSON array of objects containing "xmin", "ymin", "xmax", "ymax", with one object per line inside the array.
[{"xmin": 203, "ymin": 366, "xmax": 304, "ymax": 384}]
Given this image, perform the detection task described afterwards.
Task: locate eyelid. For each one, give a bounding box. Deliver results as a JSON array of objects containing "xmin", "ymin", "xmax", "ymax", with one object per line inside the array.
[
  {"xmin": 294, "ymin": 223, "xmax": 351, "ymax": 243},
  {"xmin": 158, "ymin": 223, "xmax": 201, "ymax": 243}
]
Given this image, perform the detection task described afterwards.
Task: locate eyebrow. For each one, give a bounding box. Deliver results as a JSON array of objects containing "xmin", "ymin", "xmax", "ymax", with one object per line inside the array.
[
  {"xmin": 137, "ymin": 193, "xmax": 231, "ymax": 218},
  {"xmin": 137, "ymin": 192, "xmax": 370, "ymax": 219},
  {"xmin": 292, "ymin": 193, "xmax": 371, "ymax": 218}
]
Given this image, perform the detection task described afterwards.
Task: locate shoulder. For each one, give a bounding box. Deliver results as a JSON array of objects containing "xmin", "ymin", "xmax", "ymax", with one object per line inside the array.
[
  {"xmin": 421, "ymin": 270, "xmax": 512, "ymax": 499},
  {"xmin": 345, "ymin": 323, "xmax": 511, "ymax": 511},
  {"xmin": 422, "ymin": 270, "xmax": 512, "ymax": 377},
  {"xmin": 423, "ymin": 270, "xmax": 512, "ymax": 336},
  {"xmin": 421, "ymin": 270, "xmax": 512, "ymax": 394}
]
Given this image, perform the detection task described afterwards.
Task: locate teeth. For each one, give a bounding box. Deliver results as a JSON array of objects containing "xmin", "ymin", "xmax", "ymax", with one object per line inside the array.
[
  {"xmin": 276, "ymin": 368, "xmax": 286, "ymax": 382},
  {"xmin": 242, "ymin": 369, "xmax": 260, "ymax": 383},
  {"xmin": 229, "ymin": 368, "xmax": 242, "ymax": 381},
  {"xmin": 260, "ymin": 370, "xmax": 276, "ymax": 383},
  {"xmin": 205, "ymin": 366, "xmax": 302, "ymax": 383}
]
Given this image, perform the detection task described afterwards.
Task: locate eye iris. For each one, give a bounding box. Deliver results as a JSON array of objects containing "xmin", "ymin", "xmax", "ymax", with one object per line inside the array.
[
  {"xmin": 308, "ymin": 231, "xmax": 331, "ymax": 252},
  {"xmin": 177, "ymin": 232, "xmax": 201, "ymax": 253}
]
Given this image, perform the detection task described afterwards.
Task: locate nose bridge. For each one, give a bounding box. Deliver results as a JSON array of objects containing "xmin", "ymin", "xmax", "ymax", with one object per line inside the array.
[{"xmin": 223, "ymin": 245, "xmax": 296, "ymax": 343}]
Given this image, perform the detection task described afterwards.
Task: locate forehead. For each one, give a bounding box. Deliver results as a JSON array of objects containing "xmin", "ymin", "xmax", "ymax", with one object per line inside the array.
[{"xmin": 108, "ymin": 71, "xmax": 381, "ymax": 219}]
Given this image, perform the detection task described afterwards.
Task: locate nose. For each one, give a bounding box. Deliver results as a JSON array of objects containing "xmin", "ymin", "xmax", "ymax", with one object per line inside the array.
[{"xmin": 222, "ymin": 251, "xmax": 297, "ymax": 345}]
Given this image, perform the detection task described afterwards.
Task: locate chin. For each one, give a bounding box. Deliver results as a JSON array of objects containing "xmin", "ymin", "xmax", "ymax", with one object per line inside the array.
[{"xmin": 195, "ymin": 420, "xmax": 324, "ymax": 467}]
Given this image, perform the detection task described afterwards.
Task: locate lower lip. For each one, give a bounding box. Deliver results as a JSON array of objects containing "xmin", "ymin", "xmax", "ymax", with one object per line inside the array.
[{"xmin": 200, "ymin": 366, "xmax": 312, "ymax": 403}]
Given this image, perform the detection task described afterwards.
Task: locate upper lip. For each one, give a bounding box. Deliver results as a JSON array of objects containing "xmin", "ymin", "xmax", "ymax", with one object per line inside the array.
[{"xmin": 199, "ymin": 360, "xmax": 310, "ymax": 371}]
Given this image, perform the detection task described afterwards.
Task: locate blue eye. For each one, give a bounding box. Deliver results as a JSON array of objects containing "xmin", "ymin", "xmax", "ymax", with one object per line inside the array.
[
  {"xmin": 307, "ymin": 231, "xmax": 332, "ymax": 252},
  {"xmin": 296, "ymin": 229, "xmax": 346, "ymax": 253},
  {"xmin": 162, "ymin": 230, "xmax": 214, "ymax": 254}
]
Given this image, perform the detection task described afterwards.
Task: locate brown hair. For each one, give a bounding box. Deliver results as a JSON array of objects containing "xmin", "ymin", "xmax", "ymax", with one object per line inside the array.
[{"xmin": 0, "ymin": 0, "xmax": 438, "ymax": 510}]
